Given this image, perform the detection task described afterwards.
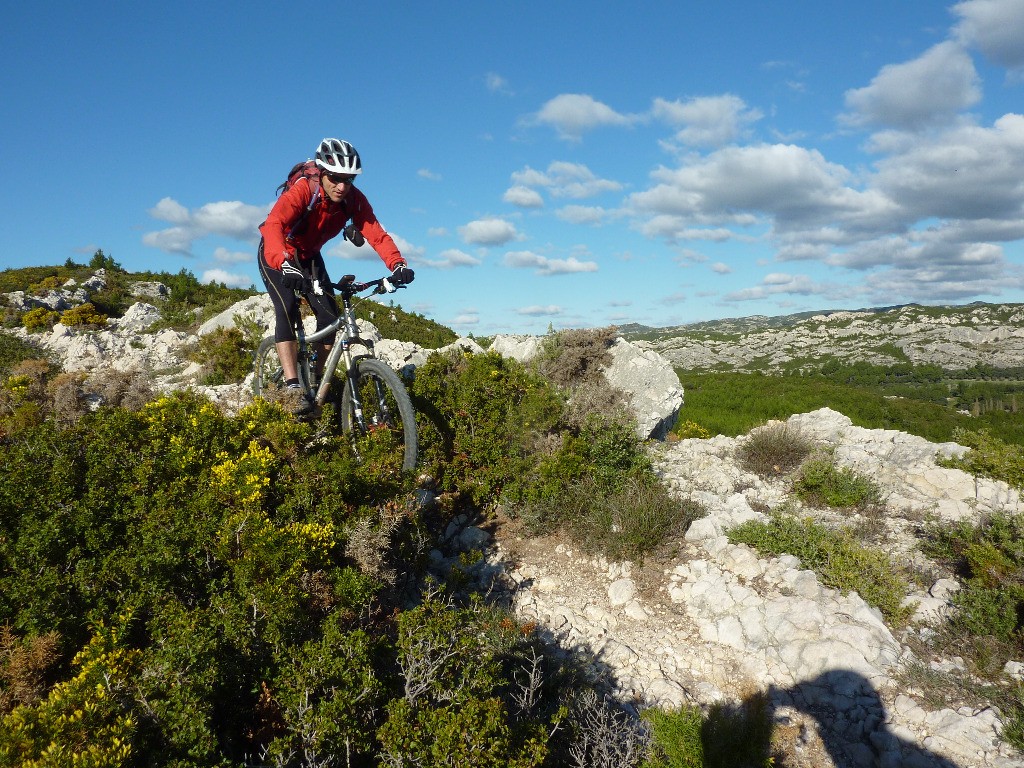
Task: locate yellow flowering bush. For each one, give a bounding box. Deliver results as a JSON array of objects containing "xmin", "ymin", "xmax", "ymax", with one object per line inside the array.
[{"xmin": 0, "ymin": 622, "xmax": 139, "ymax": 768}]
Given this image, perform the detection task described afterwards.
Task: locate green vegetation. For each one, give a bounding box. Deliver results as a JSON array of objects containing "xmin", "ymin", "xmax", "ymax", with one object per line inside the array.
[
  {"xmin": 938, "ymin": 428, "xmax": 1024, "ymax": 490},
  {"xmin": 356, "ymin": 300, "xmax": 458, "ymax": 349},
  {"xmin": 793, "ymin": 453, "xmax": 883, "ymax": 509},
  {"xmin": 737, "ymin": 422, "xmax": 815, "ymax": 478},
  {"xmin": 728, "ymin": 510, "xmax": 913, "ymax": 625},
  {"xmin": 918, "ymin": 511, "xmax": 1024, "ymax": 749},
  {"xmin": 676, "ymin": 369, "xmax": 1024, "ymax": 446}
]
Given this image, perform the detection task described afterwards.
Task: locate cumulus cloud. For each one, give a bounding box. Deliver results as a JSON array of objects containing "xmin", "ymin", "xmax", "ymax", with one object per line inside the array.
[
  {"xmin": 841, "ymin": 41, "xmax": 981, "ymax": 130},
  {"xmin": 711, "ymin": 262, "xmax": 732, "ymax": 274},
  {"xmin": 418, "ymin": 168, "xmax": 442, "ymax": 181},
  {"xmin": 143, "ymin": 197, "xmax": 267, "ymax": 255},
  {"xmin": 201, "ymin": 268, "xmax": 252, "ymax": 288},
  {"xmin": 511, "ymin": 161, "xmax": 622, "ymax": 199},
  {"xmin": 652, "ymin": 94, "xmax": 763, "ymax": 147},
  {"xmin": 503, "ymin": 185, "xmax": 544, "ymax": 208},
  {"xmin": 532, "ymin": 94, "xmax": 640, "ymax": 140},
  {"xmin": 556, "ymin": 205, "xmax": 610, "ymax": 225},
  {"xmin": 420, "ymin": 248, "xmax": 483, "ymax": 269},
  {"xmin": 212, "ymin": 247, "xmax": 250, "ymax": 264},
  {"xmin": 516, "ymin": 305, "xmax": 563, "ymax": 316},
  {"xmin": 503, "ymin": 250, "xmax": 598, "ymax": 275},
  {"xmin": 869, "ymin": 113, "xmax": 1024, "ymax": 222},
  {"xmin": 629, "ymin": 143, "xmax": 900, "ymax": 238},
  {"xmin": 450, "ymin": 309, "xmax": 480, "ymax": 326},
  {"xmin": 953, "ymin": 0, "xmax": 1024, "ymax": 70},
  {"xmin": 458, "ymin": 217, "xmax": 519, "ymax": 246},
  {"xmin": 724, "ymin": 273, "xmax": 830, "ymax": 302}
]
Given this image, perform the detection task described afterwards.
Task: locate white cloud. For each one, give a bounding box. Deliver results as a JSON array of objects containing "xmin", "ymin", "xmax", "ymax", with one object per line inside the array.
[
  {"xmin": 503, "ymin": 250, "xmax": 598, "ymax": 276},
  {"xmin": 516, "ymin": 305, "xmax": 562, "ymax": 316},
  {"xmin": 724, "ymin": 273, "xmax": 829, "ymax": 301},
  {"xmin": 450, "ymin": 310, "xmax": 480, "ymax": 326},
  {"xmin": 630, "ymin": 143, "xmax": 899, "ymax": 238},
  {"xmin": 532, "ymin": 94, "xmax": 640, "ymax": 140},
  {"xmin": 710, "ymin": 262, "xmax": 732, "ymax": 274},
  {"xmin": 842, "ymin": 41, "xmax": 981, "ymax": 129},
  {"xmin": 458, "ymin": 217, "xmax": 519, "ymax": 246},
  {"xmin": 420, "ymin": 248, "xmax": 482, "ymax": 269},
  {"xmin": 556, "ymin": 205, "xmax": 609, "ymax": 225},
  {"xmin": 143, "ymin": 197, "xmax": 267, "ymax": 255},
  {"xmin": 149, "ymin": 197, "xmax": 190, "ymax": 224},
  {"xmin": 485, "ymin": 72, "xmax": 512, "ymax": 94},
  {"xmin": 418, "ymin": 168, "xmax": 442, "ymax": 181},
  {"xmin": 201, "ymin": 268, "xmax": 252, "ymax": 288},
  {"xmin": 652, "ymin": 94, "xmax": 763, "ymax": 147},
  {"xmin": 869, "ymin": 113, "xmax": 1024, "ymax": 222},
  {"xmin": 511, "ymin": 161, "xmax": 621, "ymax": 199},
  {"xmin": 212, "ymin": 246, "xmax": 250, "ymax": 264},
  {"xmin": 503, "ymin": 185, "xmax": 544, "ymax": 208},
  {"xmin": 953, "ymin": 0, "xmax": 1024, "ymax": 69}
]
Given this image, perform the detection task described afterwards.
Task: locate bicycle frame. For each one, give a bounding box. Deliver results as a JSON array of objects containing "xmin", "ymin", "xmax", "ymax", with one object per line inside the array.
[{"xmin": 293, "ymin": 276, "xmax": 399, "ymax": 411}]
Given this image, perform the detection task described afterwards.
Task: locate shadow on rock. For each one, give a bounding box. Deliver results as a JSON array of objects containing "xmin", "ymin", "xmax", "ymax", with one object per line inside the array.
[{"xmin": 769, "ymin": 669, "xmax": 964, "ymax": 768}]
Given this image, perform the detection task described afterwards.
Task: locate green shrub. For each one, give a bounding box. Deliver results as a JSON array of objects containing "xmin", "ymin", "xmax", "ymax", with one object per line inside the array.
[
  {"xmin": 26, "ymin": 275, "xmax": 62, "ymax": 295},
  {"xmin": 921, "ymin": 512, "xmax": 1024, "ymax": 650},
  {"xmin": 411, "ymin": 350, "xmax": 564, "ymax": 501},
  {"xmin": 20, "ymin": 307, "xmax": 59, "ymax": 333},
  {"xmin": 189, "ymin": 326, "xmax": 258, "ymax": 385},
  {"xmin": 728, "ymin": 511, "xmax": 912, "ymax": 624},
  {"xmin": 738, "ymin": 422, "xmax": 815, "ymax": 478},
  {"xmin": 793, "ymin": 454, "xmax": 882, "ymax": 509},
  {"xmin": 0, "ymin": 333, "xmax": 46, "ymax": 378},
  {"xmin": 939, "ymin": 428, "xmax": 1024, "ymax": 490},
  {"xmin": 59, "ymin": 302, "xmax": 107, "ymax": 328},
  {"xmin": 527, "ymin": 473, "xmax": 704, "ymax": 562},
  {"xmin": 377, "ymin": 594, "xmax": 560, "ymax": 768}
]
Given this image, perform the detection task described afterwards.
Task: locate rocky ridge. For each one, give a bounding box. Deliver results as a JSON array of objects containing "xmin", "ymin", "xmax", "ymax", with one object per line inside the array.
[
  {"xmin": 628, "ymin": 303, "xmax": 1024, "ymax": 372},
  {"xmin": 4, "ymin": 275, "xmax": 1024, "ymax": 766}
]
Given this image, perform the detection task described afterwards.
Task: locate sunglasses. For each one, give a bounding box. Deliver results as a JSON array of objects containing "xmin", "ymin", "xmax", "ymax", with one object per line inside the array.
[{"xmin": 324, "ymin": 172, "xmax": 357, "ymax": 185}]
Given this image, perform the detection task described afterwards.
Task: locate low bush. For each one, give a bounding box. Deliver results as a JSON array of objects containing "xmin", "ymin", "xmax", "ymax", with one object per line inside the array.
[
  {"xmin": 938, "ymin": 428, "xmax": 1024, "ymax": 490},
  {"xmin": 20, "ymin": 307, "xmax": 59, "ymax": 333},
  {"xmin": 738, "ymin": 422, "xmax": 815, "ymax": 478},
  {"xmin": 189, "ymin": 326, "xmax": 258, "ymax": 385},
  {"xmin": 727, "ymin": 511, "xmax": 912, "ymax": 625},
  {"xmin": 59, "ymin": 302, "xmax": 107, "ymax": 329},
  {"xmin": 793, "ymin": 453, "xmax": 883, "ymax": 509}
]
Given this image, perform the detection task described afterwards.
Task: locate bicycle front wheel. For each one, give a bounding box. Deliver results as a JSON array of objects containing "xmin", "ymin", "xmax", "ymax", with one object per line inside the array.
[
  {"xmin": 340, "ymin": 358, "xmax": 417, "ymax": 474},
  {"xmin": 253, "ymin": 336, "xmax": 311, "ymax": 397}
]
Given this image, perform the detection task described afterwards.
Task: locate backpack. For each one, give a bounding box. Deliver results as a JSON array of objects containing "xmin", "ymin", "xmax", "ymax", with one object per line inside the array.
[{"xmin": 277, "ymin": 160, "xmax": 322, "ymax": 238}]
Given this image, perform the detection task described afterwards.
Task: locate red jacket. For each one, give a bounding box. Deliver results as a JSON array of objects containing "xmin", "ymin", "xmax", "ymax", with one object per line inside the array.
[{"xmin": 260, "ymin": 177, "xmax": 403, "ymax": 271}]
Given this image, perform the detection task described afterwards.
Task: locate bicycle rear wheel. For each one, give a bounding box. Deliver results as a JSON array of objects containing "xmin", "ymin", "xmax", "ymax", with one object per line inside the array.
[
  {"xmin": 253, "ymin": 336, "xmax": 311, "ymax": 397},
  {"xmin": 340, "ymin": 358, "xmax": 417, "ymax": 474}
]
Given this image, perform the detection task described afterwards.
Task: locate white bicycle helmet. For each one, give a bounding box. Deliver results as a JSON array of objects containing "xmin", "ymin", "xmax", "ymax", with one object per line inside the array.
[{"xmin": 314, "ymin": 138, "xmax": 362, "ymax": 175}]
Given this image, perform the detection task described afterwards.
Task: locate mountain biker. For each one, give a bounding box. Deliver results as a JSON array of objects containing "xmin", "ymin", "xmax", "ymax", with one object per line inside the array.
[{"xmin": 257, "ymin": 138, "xmax": 415, "ymax": 414}]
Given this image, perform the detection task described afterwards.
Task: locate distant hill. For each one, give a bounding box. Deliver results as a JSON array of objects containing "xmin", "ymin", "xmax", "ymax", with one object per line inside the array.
[{"xmin": 619, "ymin": 302, "xmax": 1024, "ymax": 373}]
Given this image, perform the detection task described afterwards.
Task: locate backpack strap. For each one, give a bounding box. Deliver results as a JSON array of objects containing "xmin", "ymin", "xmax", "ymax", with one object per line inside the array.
[{"xmin": 286, "ymin": 177, "xmax": 322, "ymax": 239}]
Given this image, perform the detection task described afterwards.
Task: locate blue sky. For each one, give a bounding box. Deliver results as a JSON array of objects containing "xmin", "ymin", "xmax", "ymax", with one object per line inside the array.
[{"xmin": 3, "ymin": 1, "xmax": 1023, "ymax": 335}]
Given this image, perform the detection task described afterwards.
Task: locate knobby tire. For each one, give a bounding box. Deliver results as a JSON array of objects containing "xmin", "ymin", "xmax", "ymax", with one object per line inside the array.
[{"xmin": 340, "ymin": 358, "xmax": 418, "ymax": 473}]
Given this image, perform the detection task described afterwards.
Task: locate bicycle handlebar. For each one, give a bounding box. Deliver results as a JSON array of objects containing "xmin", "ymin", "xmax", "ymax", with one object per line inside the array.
[{"xmin": 333, "ymin": 274, "xmax": 409, "ymax": 298}]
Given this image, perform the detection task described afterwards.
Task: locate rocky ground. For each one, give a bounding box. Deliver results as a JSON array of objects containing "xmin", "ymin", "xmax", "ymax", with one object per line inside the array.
[
  {"xmin": 6, "ymin": 275, "xmax": 1024, "ymax": 765},
  {"xmin": 449, "ymin": 409, "xmax": 1024, "ymax": 768}
]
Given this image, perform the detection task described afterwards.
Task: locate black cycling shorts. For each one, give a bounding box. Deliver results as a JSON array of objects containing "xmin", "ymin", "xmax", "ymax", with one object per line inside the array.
[{"xmin": 257, "ymin": 240, "xmax": 340, "ymax": 344}]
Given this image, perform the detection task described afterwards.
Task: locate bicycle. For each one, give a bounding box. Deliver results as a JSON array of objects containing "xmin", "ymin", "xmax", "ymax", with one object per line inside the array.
[{"xmin": 252, "ymin": 274, "xmax": 418, "ymax": 473}]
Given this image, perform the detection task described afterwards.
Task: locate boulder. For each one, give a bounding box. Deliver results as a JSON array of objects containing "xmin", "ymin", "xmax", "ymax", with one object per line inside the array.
[{"xmin": 602, "ymin": 339, "xmax": 684, "ymax": 440}]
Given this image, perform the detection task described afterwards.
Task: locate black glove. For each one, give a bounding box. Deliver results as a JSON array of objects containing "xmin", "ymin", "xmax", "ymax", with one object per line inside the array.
[
  {"xmin": 280, "ymin": 260, "xmax": 307, "ymax": 290},
  {"xmin": 391, "ymin": 263, "xmax": 415, "ymax": 285},
  {"xmin": 343, "ymin": 224, "xmax": 365, "ymax": 247}
]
